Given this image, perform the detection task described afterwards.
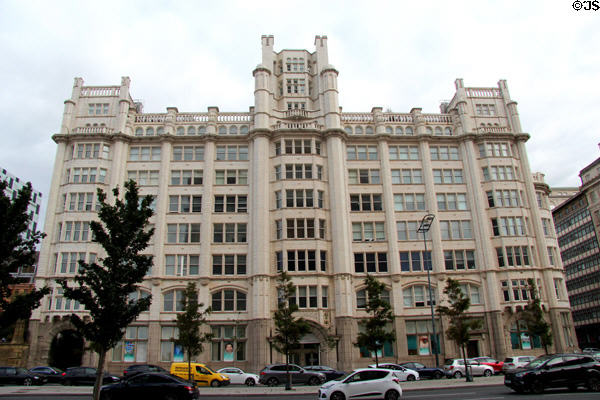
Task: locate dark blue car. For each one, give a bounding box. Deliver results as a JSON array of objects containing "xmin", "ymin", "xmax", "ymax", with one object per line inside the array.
[{"xmin": 399, "ymin": 362, "xmax": 444, "ymax": 379}]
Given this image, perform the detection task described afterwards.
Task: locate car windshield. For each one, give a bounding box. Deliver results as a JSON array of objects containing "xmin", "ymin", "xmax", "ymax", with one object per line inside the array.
[
  {"xmin": 525, "ymin": 356, "xmax": 548, "ymax": 368},
  {"xmin": 203, "ymin": 366, "xmax": 216, "ymax": 374}
]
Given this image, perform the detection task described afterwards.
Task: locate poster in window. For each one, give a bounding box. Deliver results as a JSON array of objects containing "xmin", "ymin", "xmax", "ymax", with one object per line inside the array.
[
  {"xmin": 223, "ymin": 342, "xmax": 234, "ymax": 362},
  {"xmin": 174, "ymin": 344, "xmax": 184, "ymax": 362},
  {"xmin": 370, "ymin": 349, "xmax": 383, "ymax": 358},
  {"xmin": 124, "ymin": 341, "xmax": 135, "ymax": 362},
  {"xmin": 520, "ymin": 333, "xmax": 531, "ymax": 350},
  {"xmin": 418, "ymin": 335, "xmax": 430, "ymax": 355}
]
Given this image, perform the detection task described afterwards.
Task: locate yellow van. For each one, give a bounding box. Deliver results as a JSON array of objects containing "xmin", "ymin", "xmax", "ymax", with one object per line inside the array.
[{"xmin": 170, "ymin": 362, "xmax": 230, "ymax": 387}]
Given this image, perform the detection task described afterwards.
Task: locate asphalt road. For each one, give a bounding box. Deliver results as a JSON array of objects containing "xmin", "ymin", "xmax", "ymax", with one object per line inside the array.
[{"xmin": 2, "ymin": 385, "xmax": 599, "ymax": 400}]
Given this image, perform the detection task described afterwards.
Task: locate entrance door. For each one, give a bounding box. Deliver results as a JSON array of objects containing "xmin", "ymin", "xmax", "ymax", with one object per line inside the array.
[
  {"xmin": 48, "ymin": 330, "xmax": 84, "ymax": 370},
  {"xmin": 289, "ymin": 343, "xmax": 320, "ymax": 366},
  {"xmin": 466, "ymin": 340, "xmax": 479, "ymax": 358}
]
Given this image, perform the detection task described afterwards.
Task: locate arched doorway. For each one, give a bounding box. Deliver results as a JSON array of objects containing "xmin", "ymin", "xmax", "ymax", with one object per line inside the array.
[
  {"xmin": 48, "ymin": 330, "xmax": 84, "ymax": 370},
  {"xmin": 289, "ymin": 333, "xmax": 321, "ymax": 366}
]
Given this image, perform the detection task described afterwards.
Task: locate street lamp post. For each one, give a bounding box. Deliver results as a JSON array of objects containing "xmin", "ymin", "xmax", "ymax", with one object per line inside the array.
[{"xmin": 417, "ymin": 213, "xmax": 439, "ymax": 368}]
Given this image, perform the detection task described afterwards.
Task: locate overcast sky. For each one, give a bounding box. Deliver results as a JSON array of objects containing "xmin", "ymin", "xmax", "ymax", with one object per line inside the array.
[{"xmin": 1, "ymin": 0, "xmax": 599, "ymax": 230}]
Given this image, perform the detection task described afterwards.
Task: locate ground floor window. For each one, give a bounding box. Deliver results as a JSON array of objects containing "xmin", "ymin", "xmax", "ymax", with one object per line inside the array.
[
  {"xmin": 406, "ymin": 320, "xmax": 441, "ymax": 356},
  {"xmin": 211, "ymin": 325, "xmax": 247, "ymax": 362},
  {"xmin": 160, "ymin": 326, "xmax": 184, "ymax": 362},
  {"xmin": 510, "ymin": 320, "xmax": 541, "ymax": 349},
  {"xmin": 112, "ymin": 326, "xmax": 148, "ymax": 362},
  {"xmin": 358, "ymin": 323, "xmax": 394, "ymax": 358}
]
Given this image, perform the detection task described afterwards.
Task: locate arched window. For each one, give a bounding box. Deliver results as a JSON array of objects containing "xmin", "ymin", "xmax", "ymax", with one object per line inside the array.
[
  {"xmin": 156, "ymin": 127, "xmax": 164, "ymax": 135},
  {"xmin": 425, "ymin": 127, "xmax": 433, "ymax": 135},
  {"xmin": 218, "ymin": 126, "xmax": 227, "ymax": 135},
  {"xmin": 129, "ymin": 289, "xmax": 151, "ymax": 312},
  {"xmin": 187, "ymin": 126, "xmax": 196, "ymax": 135},
  {"xmin": 198, "ymin": 126, "xmax": 207, "ymax": 135},
  {"xmin": 355, "ymin": 126, "xmax": 363, "ymax": 135},
  {"xmin": 444, "ymin": 127, "xmax": 452, "ymax": 136},
  {"xmin": 395, "ymin": 126, "xmax": 404, "ymax": 135},
  {"xmin": 229, "ymin": 126, "xmax": 238, "ymax": 135},
  {"xmin": 176, "ymin": 127, "xmax": 185, "ymax": 136},
  {"xmin": 145, "ymin": 127, "xmax": 154, "ymax": 136},
  {"xmin": 365, "ymin": 126, "xmax": 374, "ymax": 135},
  {"xmin": 385, "ymin": 126, "xmax": 393, "ymax": 134},
  {"xmin": 405, "ymin": 127, "xmax": 414, "ymax": 135},
  {"xmin": 212, "ymin": 289, "xmax": 246, "ymax": 312},
  {"xmin": 344, "ymin": 126, "xmax": 353, "ymax": 135},
  {"xmin": 459, "ymin": 283, "xmax": 482, "ymax": 304},
  {"xmin": 163, "ymin": 289, "xmax": 184, "ymax": 312},
  {"xmin": 135, "ymin": 128, "xmax": 143, "ymax": 136},
  {"xmin": 240, "ymin": 125, "xmax": 248, "ymax": 134},
  {"xmin": 434, "ymin": 127, "xmax": 442, "ymax": 135},
  {"xmin": 403, "ymin": 285, "xmax": 435, "ymax": 308},
  {"xmin": 356, "ymin": 288, "xmax": 391, "ymax": 309}
]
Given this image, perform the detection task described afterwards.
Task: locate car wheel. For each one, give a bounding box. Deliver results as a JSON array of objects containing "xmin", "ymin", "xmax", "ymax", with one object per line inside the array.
[
  {"xmin": 210, "ymin": 380, "xmax": 220, "ymax": 387},
  {"xmin": 163, "ymin": 395, "xmax": 177, "ymax": 400},
  {"xmin": 384, "ymin": 390, "xmax": 400, "ymax": 400},
  {"xmin": 531, "ymin": 379, "xmax": 544, "ymax": 394},
  {"xmin": 245, "ymin": 378, "xmax": 256, "ymax": 386},
  {"xmin": 64, "ymin": 379, "xmax": 72, "ymax": 386},
  {"xmin": 587, "ymin": 376, "xmax": 600, "ymax": 392},
  {"xmin": 406, "ymin": 374, "xmax": 416, "ymax": 381},
  {"xmin": 267, "ymin": 377, "xmax": 279, "ymax": 387},
  {"xmin": 453, "ymin": 371, "xmax": 463, "ymax": 379},
  {"xmin": 23, "ymin": 378, "xmax": 33, "ymax": 386},
  {"xmin": 330, "ymin": 392, "xmax": 346, "ymax": 400},
  {"xmin": 568, "ymin": 384, "xmax": 577, "ymax": 392},
  {"xmin": 308, "ymin": 376, "xmax": 320, "ymax": 386},
  {"xmin": 433, "ymin": 371, "xmax": 443, "ymax": 380},
  {"xmin": 483, "ymin": 369, "xmax": 492, "ymax": 377},
  {"xmin": 101, "ymin": 393, "xmax": 113, "ymax": 400}
]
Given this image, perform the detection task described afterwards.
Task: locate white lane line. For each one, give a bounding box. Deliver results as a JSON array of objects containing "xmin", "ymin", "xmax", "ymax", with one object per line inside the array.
[{"xmin": 408, "ymin": 393, "xmax": 477, "ymax": 398}]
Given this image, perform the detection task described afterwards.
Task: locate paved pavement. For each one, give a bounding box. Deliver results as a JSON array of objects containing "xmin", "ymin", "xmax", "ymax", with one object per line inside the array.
[{"xmin": 0, "ymin": 375, "xmax": 504, "ymax": 396}]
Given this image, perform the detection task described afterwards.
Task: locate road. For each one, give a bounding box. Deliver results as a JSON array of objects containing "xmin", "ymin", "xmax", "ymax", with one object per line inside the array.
[{"xmin": 1, "ymin": 385, "xmax": 599, "ymax": 400}]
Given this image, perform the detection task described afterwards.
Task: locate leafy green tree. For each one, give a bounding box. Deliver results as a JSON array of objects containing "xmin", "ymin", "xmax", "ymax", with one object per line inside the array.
[
  {"xmin": 521, "ymin": 278, "xmax": 553, "ymax": 354},
  {"xmin": 354, "ymin": 274, "xmax": 395, "ymax": 367},
  {"xmin": 437, "ymin": 278, "xmax": 482, "ymax": 382},
  {"xmin": 272, "ymin": 270, "xmax": 311, "ymax": 390},
  {"xmin": 174, "ymin": 282, "xmax": 212, "ymax": 383},
  {"xmin": 57, "ymin": 180, "xmax": 154, "ymax": 400},
  {"xmin": 0, "ymin": 180, "xmax": 49, "ymax": 337}
]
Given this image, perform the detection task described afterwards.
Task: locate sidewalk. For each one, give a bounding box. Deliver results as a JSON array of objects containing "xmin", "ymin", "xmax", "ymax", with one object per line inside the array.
[{"xmin": 0, "ymin": 375, "xmax": 504, "ymax": 396}]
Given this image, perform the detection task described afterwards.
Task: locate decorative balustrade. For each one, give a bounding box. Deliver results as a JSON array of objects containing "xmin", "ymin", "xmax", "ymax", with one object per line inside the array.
[
  {"xmin": 217, "ymin": 113, "xmax": 253, "ymax": 122},
  {"xmin": 71, "ymin": 126, "xmax": 114, "ymax": 134},
  {"xmin": 176, "ymin": 113, "xmax": 210, "ymax": 122},
  {"xmin": 382, "ymin": 114, "xmax": 413, "ymax": 123},
  {"xmin": 135, "ymin": 114, "xmax": 167, "ymax": 123},
  {"xmin": 532, "ymin": 172, "xmax": 546, "ymax": 184},
  {"xmin": 285, "ymin": 109, "xmax": 309, "ymax": 119},
  {"xmin": 466, "ymin": 88, "xmax": 501, "ymax": 98},
  {"xmin": 341, "ymin": 113, "xmax": 374, "ymax": 122},
  {"xmin": 274, "ymin": 121, "xmax": 321, "ymax": 130},
  {"xmin": 423, "ymin": 114, "xmax": 453, "ymax": 123},
  {"xmin": 80, "ymin": 87, "xmax": 120, "ymax": 97},
  {"xmin": 478, "ymin": 126, "xmax": 510, "ymax": 133}
]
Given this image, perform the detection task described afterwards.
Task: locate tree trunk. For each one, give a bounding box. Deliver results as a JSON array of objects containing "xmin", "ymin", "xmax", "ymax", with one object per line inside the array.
[
  {"xmin": 374, "ymin": 347, "xmax": 379, "ymax": 367},
  {"xmin": 93, "ymin": 350, "xmax": 106, "ymax": 400},
  {"xmin": 188, "ymin": 351, "xmax": 192, "ymax": 383},
  {"xmin": 285, "ymin": 349, "xmax": 291, "ymax": 390},
  {"xmin": 461, "ymin": 344, "xmax": 472, "ymax": 382}
]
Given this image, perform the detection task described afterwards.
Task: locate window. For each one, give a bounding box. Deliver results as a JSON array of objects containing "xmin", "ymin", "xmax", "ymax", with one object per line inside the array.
[
  {"xmin": 502, "ymin": 279, "xmax": 530, "ymax": 301},
  {"xmin": 72, "ymin": 143, "xmax": 110, "ymax": 159},
  {"xmin": 444, "ymin": 250, "xmax": 476, "ymax": 270},
  {"xmin": 215, "ymin": 170, "xmax": 248, "ymax": 185},
  {"xmin": 172, "ymin": 146, "xmax": 204, "ymax": 161},
  {"xmin": 406, "ymin": 320, "xmax": 441, "ymax": 356},
  {"xmin": 391, "ymin": 169, "xmax": 423, "ymax": 184},
  {"xmin": 348, "ymin": 169, "xmax": 381, "ymax": 184},
  {"xmin": 356, "ymin": 288, "xmax": 390, "ymax": 309},
  {"xmin": 163, "ymin": 290, "xmax": 185, "ymax": 312},
  {"xmin": 57, "ymin": 252, "xmax": 92, "ymax": 274},
  {"xmin": 350, "ymin": 194, "xmax": 383, "ymax": 211},
  {"xmin": 496, "ymin": 246, "xmax": 531, "ymax": 267},
  {"xmin": 213, "ymin": 223, "xmax": 247, "ymax": 243},
  {"xmin": 432, "ymin": 169, "xmax": 463, "ymax": 184},
  {"xmin": 285, "ymin": 219, "xmax": 324, "ymax": 239},
  {"xmin": 286, "ymin": 78, "xmax": 305, "ymax": 94},
  {"xmin": 214, "ymin": 195, "xmax": 247, "ymax": 213},
  {"xmin": 491, "ymin": 217, "xmax": 526, "ymax": 236},
  {"xmin": 69, "ymin": 167, "xmax": 107, "ymax": 184},
  {"xmin": 212, "ymin": 254, "xmax": 246, "ymax": 275},
  {"xmin": 66, "ymin": 193, "xmax": 94, "ymax": 212},
  {"xmin": 547, "ymin": 247, "xmax": 556, "ymax": 265},
  {"xmin": 129, "ymin": 146, "xmax": 161, "ymax": 161},
  {"xmin": 211, "ymin": 325, "xmax": 247, "ymax": 362},
  {"xmin": 436, "ymin": 193, "xmax": 467, "ymax": 210},
  {"xmin": 211, "ymin": 290, "xmax": 246, "ymax": 312},
  {"xmin": 542, "ymin": 218, "xmax": 553, "ymax": 236},
  {"xmin": 554, "ymin": 278, "xmax": 563, "ymax": 299},
  {"xmin": 127, "ymin": 170, "xmax": 159, "ymax": 186},
  {"xmin": 62, "ymin": 221, "xmax": 91, "ymax": 242},
  {"xmin": 400, "ymin": 251, "xmax": 431, "ymax": 271},
  {"xmin": 458, "ymin": 283, "xmax": 481, "ymax": 304},
  {"xmin": 279, "ymin": 139, "xmax": 319, "ymax": 155},
  {"xmin": 482, "ymin": 166, "xmax": 518, "ymax": 181},
  {"xmin": 284, "ymin": 189, "xmax": 316, "ymax": 208},
  {"xmin": 439, "ymin": 220, "xmax": 473, "ymax": 240},
  {"xmin": 389, "ymin": 145, "xmax": 419, "ymax": 160},
  {"xmin": 166, "ymin": 223, "xmax": 201, "ymax": 243},
  {"xmin": 169, "ymin": 195, "xmax": 202, "ymax": 213},
  {"xmin": 358, "ymin": 323, "xmax": 394, "ymax": 358},
  {"xmin": 165, "ymin": 255, "xmax": 199, "ymax": 276},
  {"xmin": 475, "ymin": 104, "xmax": 497, "ymax": 116},
  {"xmin": 430, "ymin": 146, "xmax": 459, "ymax": 161},
  {"xmin": 403, "ymin": 286, "xmax": 435, "ymax": 307},
  {"xmin": 352, "ymin": 222, "xmax": 385, "ymax": 241},
  {"xmin": 347, "ymin": 145, "xmax": 378, "ymax": 160},
  {"xmin": 112, "ymin": 326, "xmax": 148, "ymax": 362},
  {"xmin": 393, "ymin": 193, "xmax": 425, "ymax": 211},
  {"xmin": 276, "ymin": 250, "xmax": 327, "ymax": 272},
  {"xmin": 510, "ymin": 320, "xmax": 541, "ymax": 350},
  {"xmin": 354, "ymin": 252, "xmax": 388, "ymax": 273},
  {"xmin": 160, "ymin": 326, "xmax": 180, "ymax": 362},
  {"xmin": 290, "ymin": 285, "xmax": 321, "ymax": 309},
  {"xmin": 397, "ymin": 221, "xmax": 421, "ymax": 241},
  {"xmin": 170, "ymin": 170, "xmax": 203, "ymax": 185},
  {"xmin": 215, "ymin": 145, "xmax": 248, "ymax": 161},
  {"xmin": 88, "ymin": 103, "xmax": 109, "ymax": 115},
  {"xmin": 486, "ymin": 190, "xmax": 522, "ymax": 208}
]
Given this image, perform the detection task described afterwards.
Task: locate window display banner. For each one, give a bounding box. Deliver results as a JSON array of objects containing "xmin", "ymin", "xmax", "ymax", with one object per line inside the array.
[
  {"xmin": 224, "ymin": 342, "xmax": 234, "ymax": 362},
  {"xmin": 124, "ymin": 341, "xmax": 135, "ymax": 362},
  {"xmin": 174, "ymin": 344, "xmax": 184, "ymax": 362},
  {"xmin": 418, "ymin": 335, "xmax": 430, "ymax": 355},
  {"xmin": 521, "ymin": 333, "xmax": 531, "ymax": 350}
]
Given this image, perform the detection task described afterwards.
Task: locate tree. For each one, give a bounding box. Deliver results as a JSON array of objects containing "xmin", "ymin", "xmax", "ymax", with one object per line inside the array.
[
  {"xmin": 437, "ymin": 278, "xmax": 482, "ymax": 382},
  {"xmin": 0, "ymin": 180, "xmax": 49, "ymax": 337},
  {"xmin": 354, "ymin": 274, "xmax": 395, "ymax": 367},
  {"xmin": 174, "ymin": 282, "xmax": 212, "ymax": 382},
  {"xmin": 272, "ymin": 270, "xmax": 311, "ymax": 390},
  {"xmin": 521, "ymin": 278, "xmax": 553, "ymax": 354},
  {"xmin": 57, "ymin": 180, "xmax": 154, "ymax": 400}
]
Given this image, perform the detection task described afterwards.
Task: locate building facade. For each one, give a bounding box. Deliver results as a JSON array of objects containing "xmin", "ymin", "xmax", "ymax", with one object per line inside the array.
[
  {"xmin": 553, "ymin": 155, "xmax": 600, "ymax": 349},
  {"xmin": 29, "ymin": 35, "xmax": 577, "ymax": 373}
]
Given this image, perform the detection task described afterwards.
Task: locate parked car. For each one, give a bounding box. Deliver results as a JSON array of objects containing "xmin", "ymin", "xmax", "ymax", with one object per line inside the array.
[
  {"xmin": 501, "ymin": 356, "xmax": 536, "ymax": 373},
  {"xmin": 583, "ymin": 348, "xmax": 600, "ymax": 353},
  {"xmin": 217, "ymin": 367, "xmax": 259, "ymax": 386},
  {"xmin": 62, "ymin": 367, "xmax": 120, "ymax": 386},
  {"xmin": 258, "ymin": 364, "xmax": 325, "ymax": 386},
  {"xmin": 28, "ymin": 366, "xmax": 64, "ymax": 383},
  {"xmin": 504, "ymin": 353, "xmax": 600, "ymax": 393},
  {"xmin": 0, "ymin": 367, "xmax": 46, "ymax": 386},
  {"xmin": 398, "ymin": 362, "xmax": 444, "ymax": 379},
  {"xmin": 303, "ymin": 365, "xmax": 345, "ymax": 382},
  {"xmin": 170, "ymin": 363, "xmax": 229, "ymax": 387},
  {"xmin": 122, "ymin": 364, "xmax": 168, "ymax": 379},
  {"xmin": 369, "ymin": 363, "xmax": 419, "ymax": 381},
  {"xmin": 471, "ymin": 357, "xmax": 503, "ymax": 374},
  {"xmin": 443, "ymin": 358, "xmax": 494, "ymax": 378},
  {"xmin": 100, "ymin": 372, "xmax": 199, "ymax": 400},
  {"xmin": 318, "ymin": 368, "xmax": 402, "ymax": 400}
]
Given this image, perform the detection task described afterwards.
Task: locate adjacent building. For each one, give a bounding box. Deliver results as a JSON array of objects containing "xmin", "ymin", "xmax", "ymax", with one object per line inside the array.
[{"xmin": 28, "ymin": 35, "xmax": 577, "ymax": 373}]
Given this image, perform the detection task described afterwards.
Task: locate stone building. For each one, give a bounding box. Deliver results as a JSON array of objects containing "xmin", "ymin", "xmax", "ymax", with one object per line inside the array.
[{"xmin": 28, "ymin": 35, "xmax": 577, "ymax": 373}]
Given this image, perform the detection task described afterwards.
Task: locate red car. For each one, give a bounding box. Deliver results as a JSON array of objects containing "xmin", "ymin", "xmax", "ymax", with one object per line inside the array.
[{"xmin": 472, "ymin": 357, "xmax": 503, "ymax": 374}]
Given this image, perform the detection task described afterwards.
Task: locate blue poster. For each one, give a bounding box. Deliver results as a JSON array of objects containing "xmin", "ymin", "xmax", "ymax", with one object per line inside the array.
[
  {"xmin": 174, "ymin": 345, "xmax": 184, "ymax": 362},
  {"xmin": 124, "ymin": 341, "xmax": 135, "ymax": 362}
]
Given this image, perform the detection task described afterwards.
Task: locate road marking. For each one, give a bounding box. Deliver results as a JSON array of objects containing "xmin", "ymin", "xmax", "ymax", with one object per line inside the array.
[{"xmin": 407, "ymin": 393, "xmax": 476, "ymax": 398}]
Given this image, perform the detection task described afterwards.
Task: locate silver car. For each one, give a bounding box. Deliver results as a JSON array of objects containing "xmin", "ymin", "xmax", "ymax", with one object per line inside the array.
[
  {"xmin": 501, "ymin": 355, "xmax": 536, "ymax": 373},
  {"xmin": 217, "ymin": 367, "xmax": 259, "ymax": 386},
  {"xmin": 443, "ymin": 358, "xmax": 494, "ymax": 378}
]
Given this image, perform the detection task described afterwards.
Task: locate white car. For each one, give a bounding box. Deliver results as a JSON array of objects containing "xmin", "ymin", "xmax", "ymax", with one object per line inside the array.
[
  {"xmin": 216, "ymin": 367, "xmax": 259, "ymax": 386},
  {"xmin": 501, "ymin": 356, "xmax": 536, "ymax": 373},
  {"xmin": 443, "ymin": 358, "xmax": 494, "ymax": 378},
  {"xmin": 319, "ymin": 368, "xmax": 403, "ymax": 400},
  {"xmin": 368, "ymin": 363, "xmax": 419, "ymax": 381}
]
